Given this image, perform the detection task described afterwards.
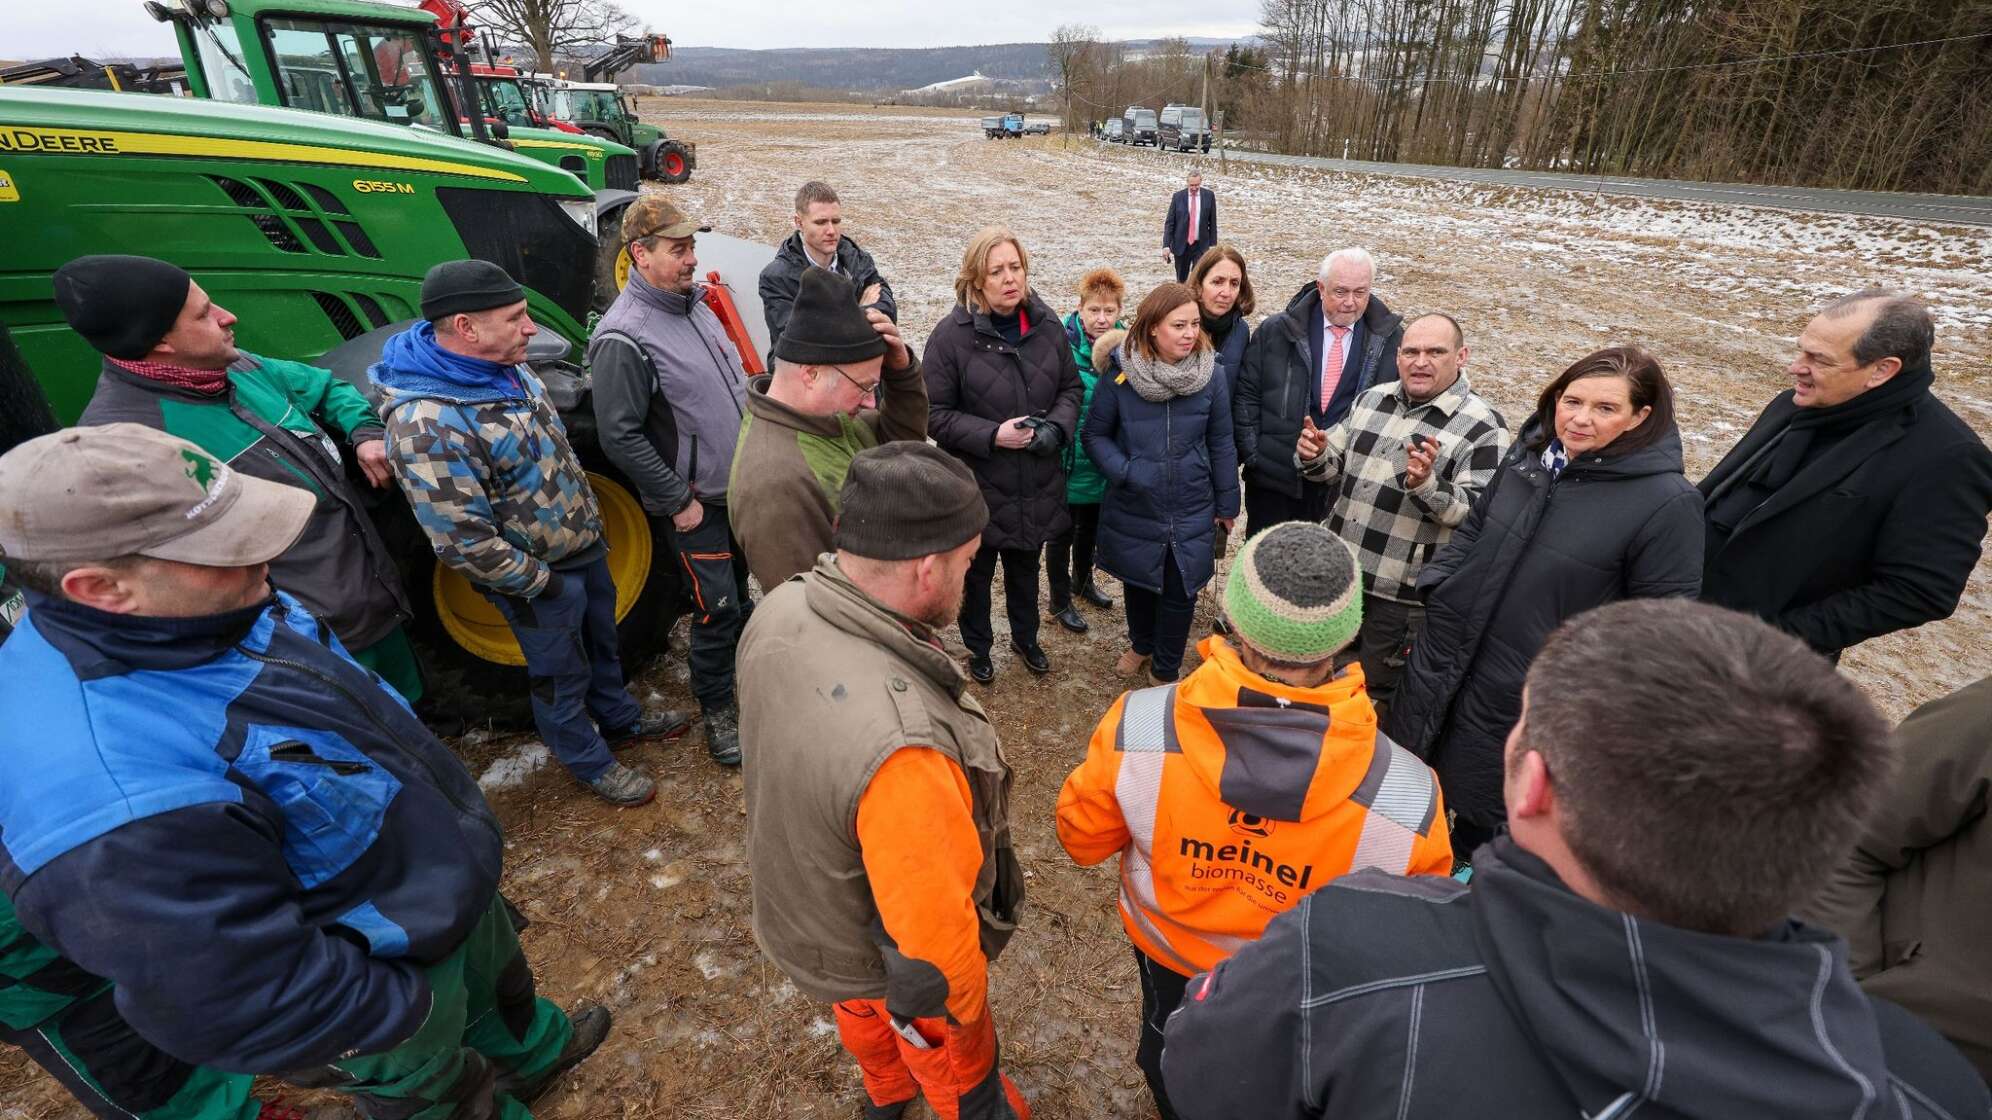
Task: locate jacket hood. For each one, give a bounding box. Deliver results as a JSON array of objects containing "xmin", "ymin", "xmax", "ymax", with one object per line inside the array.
[
  {"xmin": 1172, "ymin": 636, "xmax": 1381, "ymax": 824},
  {"xmin": 742, "ymin": 372, "xmax": 849, "ymax": 438},
  {"xmin": 1279, "ymin": 282, "xmax": 1399, "ymax": 334},
  {"xmin": 800, "ymin": 555, "xmax": 966, "ymax": 697},
  {"xmin": 1472, "ymin": 839, "xmax": 1897, "ymax": 1119},
  {"xmin": 369, "ymin": 321, "xmax": 526, "ymax": 405},
  {"xmin": 1524, "ymin": 415, "xmax": 1688, "ymax": 480},
  {"xmin": 1283, "ymin": 280, "xmax": 1322, "ymax": 316}
]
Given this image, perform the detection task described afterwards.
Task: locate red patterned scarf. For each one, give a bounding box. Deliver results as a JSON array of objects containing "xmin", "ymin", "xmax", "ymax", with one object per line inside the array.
[{"xmin": 108, "ymin": 356, "xmax": 230, "ymax": 395}]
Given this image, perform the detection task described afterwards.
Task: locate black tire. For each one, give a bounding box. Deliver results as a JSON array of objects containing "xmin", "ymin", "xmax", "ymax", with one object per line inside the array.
[
  {"xmin": 656, "ymin": 140, "xmax": 692, "ymax": 184},
  {"xmin": 592, "ymin": 205, "xmax": 629, "ymax": 314},
  {"xmin": 583, "ymin": 125, "xmax": 620, "ymax": 143},
  {"xmin": 0, "ymin": 322, "xmax": 58, "ymax": 457}
]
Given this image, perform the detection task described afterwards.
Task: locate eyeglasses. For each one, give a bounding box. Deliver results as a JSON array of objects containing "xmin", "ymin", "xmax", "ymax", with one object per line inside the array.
[{"xmin": 826, "ymin": 363, "xmax": 881, "ymax": 397}]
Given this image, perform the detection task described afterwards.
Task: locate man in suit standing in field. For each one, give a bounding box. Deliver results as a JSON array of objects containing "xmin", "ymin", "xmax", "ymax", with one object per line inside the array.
[{"xmin": 1162, "ymin": 172, "xmax": 1218, "ymax": 283}]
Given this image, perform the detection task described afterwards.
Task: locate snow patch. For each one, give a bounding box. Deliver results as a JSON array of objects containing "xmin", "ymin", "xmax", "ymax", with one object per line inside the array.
[{"xmin": 478, "ymin": 741, "xmax": 549, "ymax": 791}]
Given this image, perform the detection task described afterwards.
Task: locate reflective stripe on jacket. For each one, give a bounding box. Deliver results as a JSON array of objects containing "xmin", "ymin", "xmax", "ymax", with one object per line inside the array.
[{"xmin": 1057, "ymin": 636, "xmax": 1453, "ymax": 976}]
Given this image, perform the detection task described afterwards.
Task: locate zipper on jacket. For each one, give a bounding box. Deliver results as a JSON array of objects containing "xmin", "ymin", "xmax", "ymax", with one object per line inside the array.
[
  {"xmin": 234, "ymin": 638, "xmax": 499, "ymax": 841},
  {"xmin": 1165, "ymin": 398, "xmax": 1176, "ymax": 546},
  {"xmin": 269, "ymin": 740, "xmax": 369, "ymax": 776}
]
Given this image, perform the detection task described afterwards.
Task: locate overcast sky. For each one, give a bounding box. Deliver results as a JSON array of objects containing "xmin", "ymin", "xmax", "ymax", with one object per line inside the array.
[{"xmin": 10, "ymin": 0, "xmax": 1260, "ymax": 58}]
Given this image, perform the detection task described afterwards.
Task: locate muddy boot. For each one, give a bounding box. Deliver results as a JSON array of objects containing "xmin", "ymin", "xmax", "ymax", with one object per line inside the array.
[
  {"xmin": 586, "ymin": 762, "xmax": 656, "ymax": 807},
  {"xmin": 603, "ymin": 707, "xmax": 692, "ymax": 748},
  {"xmin": 703, "ymin": 703, "xmax": 741, "ymax": 767},
  {"xmin": 498, "ymin": 1004, "xmax": 614, "ymax": 1104}
]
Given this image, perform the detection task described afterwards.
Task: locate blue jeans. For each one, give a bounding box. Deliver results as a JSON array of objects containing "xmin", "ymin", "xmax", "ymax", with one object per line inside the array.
[{"xmin": 484, "ymin": 555, "xmax": 641, "ymax": 783}]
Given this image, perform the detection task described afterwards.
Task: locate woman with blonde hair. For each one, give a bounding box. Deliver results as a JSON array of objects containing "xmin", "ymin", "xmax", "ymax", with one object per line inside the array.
[
  {"xmin": 923, "ymin": 226, "xmax": 1083, "ymax": 683},
  {"xmin": 1083, "ymin": 282, "xmax": 1240, "ymax": 682}
]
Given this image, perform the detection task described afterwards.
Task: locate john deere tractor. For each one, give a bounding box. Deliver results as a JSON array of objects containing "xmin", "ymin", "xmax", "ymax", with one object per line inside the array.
[
  {"xmin": 0, "ymin": 85, "xmax": 698, "ymax": 719},
  {"xmin": 147, "ymin": 0, "xmax": 640, "ymax": 307}
]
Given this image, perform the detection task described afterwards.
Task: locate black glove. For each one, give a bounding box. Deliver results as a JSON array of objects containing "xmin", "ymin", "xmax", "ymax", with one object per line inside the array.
[
  {"xmin": 1027, "ymin": 421, "xmax": 1063, "ymax": 456},
  {"xmin": 536, "ymin": 568, "xmax": 568, "ymax": 600}
]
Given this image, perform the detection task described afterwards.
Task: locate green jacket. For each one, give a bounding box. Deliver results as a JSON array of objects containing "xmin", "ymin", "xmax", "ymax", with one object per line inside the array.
[
  {"xmin": 0, "ymin": 890, "xmax": 105, "ymax": 1030},
  {"xmin": 1061, "ymin": 311, "xmax": 1117, "ymax": 506},
  {"xmin": 79, "ymin": 354, "xmax": 411, "ymax": 651}
]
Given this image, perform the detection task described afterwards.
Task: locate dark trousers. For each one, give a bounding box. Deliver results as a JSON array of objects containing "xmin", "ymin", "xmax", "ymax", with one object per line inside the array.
[
  {"xmin": 670, "ymin": 503, "xmax": 748, "ymax": 711},
  {"xmin": 1045, "ymin": 502, "xmax": 1101, "ymax": 609},
  {"xmin": 484, "ymin": 554, "xmax": 640, "ymax": 784},
  {"xmin": 1172, "ymin": 253, "xmax": 1194, "ymax": 283},
  {"xmin": 959, "ymin": 545, "xmax": 1041, "ymax": 657},
  {"xmin": 2, "ymin": 989, "xmax": 257, "ymax": 1120},
  {"xmin": 1134, "ymin": 949, "xmax": 1190, "ymax": 1120},
  {"xmin": 1243, "ymin": 475, "xmax": 1329, "ymax": 538},
  {"xmin": 1355, "ymin": 592, "xmax": 1423, "ymax": 724},
  {"xmin": 1125, "ymin": 547, "xmax": 1196, "ymax": 680}
]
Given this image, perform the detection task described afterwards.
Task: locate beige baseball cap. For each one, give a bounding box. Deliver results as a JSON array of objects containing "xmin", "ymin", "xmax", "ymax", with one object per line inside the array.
[
  {"xmin": 621, "ymin": 194, "xmax": 711, "ymax": 244},
  {"xmin": 0, "ymin": 424, "xmax": 313, "ymax": 566}
]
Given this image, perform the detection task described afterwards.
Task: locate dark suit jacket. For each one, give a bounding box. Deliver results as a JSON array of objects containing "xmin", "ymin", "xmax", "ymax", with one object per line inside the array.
[
  {"xmin": 1698, "ymin": 382, "xmax": 1992, "ymax": 657},
  {"xmin": 1162, "ymin": 187, "xmax": 1218, "ymax": 261}
]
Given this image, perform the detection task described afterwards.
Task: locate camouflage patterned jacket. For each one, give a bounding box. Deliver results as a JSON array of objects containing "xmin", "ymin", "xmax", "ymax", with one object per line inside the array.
[{"xmin": 371, "ymin": 323, "xmax": 602, "ymax": 598}]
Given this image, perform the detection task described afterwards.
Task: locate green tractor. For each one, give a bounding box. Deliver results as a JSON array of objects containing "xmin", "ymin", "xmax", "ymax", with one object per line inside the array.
[
  {"xmin": 146, "ymin": 0, "xmax": 641, "ymax": 307},
  {"xmin": 0, "ymin": 85, "xmax": 684, "ymax": 719},
  {"xmin": 557, "ymin": 79, "xmax": 693, "ymax": 184}
]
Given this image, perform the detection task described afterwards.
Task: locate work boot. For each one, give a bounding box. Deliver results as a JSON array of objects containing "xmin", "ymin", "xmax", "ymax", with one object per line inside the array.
[
  {"xmin": 1077, "ymin": 580, "xmax": 1115, "ymax": 609},
  {"xmin": 497, "ymin": 1004, "xmax": 613, "ymax": 1104},
  {"xmin": 703, "ymin": 703, "xmax": 741, "ymax": 767},
  {"xmin": 603, "ymin": 707, "xmax": 692, "ymax": 747},
  {"xmin": 1051, "ymin": 603, "xmax": 1089, "ymax": 634},
  {"xmin": 586, "ymin": 762, "xmax": 656, "ymax": 807},
  {"xmin": 1115, "ymin": 649, "xmax": 1152, "ymax": 677}
]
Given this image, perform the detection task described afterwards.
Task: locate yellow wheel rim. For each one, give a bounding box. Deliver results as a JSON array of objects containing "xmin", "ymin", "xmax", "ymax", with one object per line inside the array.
[
  {"xmin": 614, "ymin": 244, "xmax": 633, "ymax": 291},
  {"xmin": 433, "ymin": 472, "xmax": 654, "ymax": 666}
]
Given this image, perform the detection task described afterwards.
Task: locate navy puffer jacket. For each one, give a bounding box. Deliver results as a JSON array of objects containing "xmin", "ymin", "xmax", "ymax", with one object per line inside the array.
[{"xmin": 1083, "ymin": 343, "xmax": 1241, "ymax": 595}]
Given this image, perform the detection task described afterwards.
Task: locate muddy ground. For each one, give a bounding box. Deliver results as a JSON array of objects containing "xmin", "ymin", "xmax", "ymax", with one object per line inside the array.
[{"xmin": 7, "ymin": 100, "xmax": 1989, "ymax": 1120}]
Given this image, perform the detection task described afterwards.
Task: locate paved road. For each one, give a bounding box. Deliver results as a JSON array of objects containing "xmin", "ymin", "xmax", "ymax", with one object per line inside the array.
[{"xmin": 1167, "ymin": 147, "xmax": 1992, "ymax": 227}]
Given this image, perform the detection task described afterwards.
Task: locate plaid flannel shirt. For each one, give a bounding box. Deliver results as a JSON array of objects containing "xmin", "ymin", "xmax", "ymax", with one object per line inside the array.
[{"xmin": 1296, "ymin": 375, "xmax": 1510, "ymax": 603}]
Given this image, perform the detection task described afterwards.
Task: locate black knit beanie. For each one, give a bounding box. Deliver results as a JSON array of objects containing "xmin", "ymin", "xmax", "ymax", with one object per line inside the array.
[
  {"xmin": 53, "ymin": 255, "xmax": 192, "ymax": 360},
  {"xmin": 420, "ymin": 260, "xmax": 525, "ymax": 322},
  {"xmin": 834, "ymin": 443, "xmax": 987, "ymax": 560},
  {"xmin": 773, "ymin": 267, "xmax": 887, "ymax": 366}
]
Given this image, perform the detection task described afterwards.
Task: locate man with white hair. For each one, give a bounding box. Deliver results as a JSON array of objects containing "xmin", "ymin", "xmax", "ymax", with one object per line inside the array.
[
  {"xmin": 729, "ymin": 267, "xmax": 928, "ymax": 593},
  {"xmin": 1233, "ymin": 248, "xmax": 1405, "ymax": 536}
]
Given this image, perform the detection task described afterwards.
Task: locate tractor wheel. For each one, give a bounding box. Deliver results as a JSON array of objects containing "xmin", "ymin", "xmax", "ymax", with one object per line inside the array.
[
  {"xmin": 592, "ymin": 205, "xmax": 630, "ymax": 313},
  {"xmin": 381, "ymin": 447, "xmax": 683, "ymax": 732},
  {"xmin": 584, "ymin": 126, "xmax": 619, "ymax": 142},
  {"xmin": 657, "ymin": 140, "xmax": 692, "ymax": 184}
]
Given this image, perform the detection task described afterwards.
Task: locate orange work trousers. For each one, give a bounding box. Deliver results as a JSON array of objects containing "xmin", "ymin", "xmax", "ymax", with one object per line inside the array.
[{"xmin": 833, "ymin": 999, "xmax": 1030, "ymax": 1120}]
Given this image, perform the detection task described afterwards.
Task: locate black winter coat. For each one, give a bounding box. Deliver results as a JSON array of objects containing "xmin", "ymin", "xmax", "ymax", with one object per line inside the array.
[
  {"xmin": 1233, "ymin": 283, "xmax": 1404, "ymax": 498},
  {"xmin": 1083, "ymin": 348, "xmax": 1241, "ymax": 595},
  {"xmin": 923, "ymin": 293, "xmax": 1084, "ymax": 551},
  {"xmin": 1697, "ymin": 368, "xmax": 1992, "ymax": 659},
  {"xmin": 1386, "ymin": 420, "xmax": 1704, "ymax": 829},
  {"xmin": 757, "ymin": 232, "xmax": 897, "ymax": 358},
  {"xmin": 1162, "ymin": 840, "xmax": 1992, "ymax": 1120}
]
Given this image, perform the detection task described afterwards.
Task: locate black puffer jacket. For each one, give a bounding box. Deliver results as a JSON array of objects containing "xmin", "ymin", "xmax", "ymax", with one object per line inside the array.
[
  {"xmin": 1232, "ymin": 282, "xmax": 1403, "ymax": 498},
  {"xmin": 923, "ymin": 292, "xmax": 1083, "ymax": 551},
  {"xmin": 1386, "ymin": 419, "xmax": 1704, "ymax": 829}
]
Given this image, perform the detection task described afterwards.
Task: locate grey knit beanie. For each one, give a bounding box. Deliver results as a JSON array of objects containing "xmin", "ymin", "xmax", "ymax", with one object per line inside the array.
[
  {"xmin": 1222, "ymin": 522, "xmax": 1363, "ymax": 663},
  {"xmin": 834, "ymin": 443, "xmax": 988, "ymax": 560}
]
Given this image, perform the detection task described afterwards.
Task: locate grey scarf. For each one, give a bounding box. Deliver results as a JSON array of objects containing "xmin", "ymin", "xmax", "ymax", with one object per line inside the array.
[{"xmin": 1120, "ymin": 345, "xmax": 1215, "ymax": 403}]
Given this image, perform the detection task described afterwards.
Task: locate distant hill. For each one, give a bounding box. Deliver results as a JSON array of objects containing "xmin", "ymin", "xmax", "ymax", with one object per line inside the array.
[{"xmin": 634, "ymin": 38, "xmax": 1248, "ymax": 93}]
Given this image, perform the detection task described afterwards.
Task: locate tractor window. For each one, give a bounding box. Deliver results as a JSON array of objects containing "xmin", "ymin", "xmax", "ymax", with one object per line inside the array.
[
  {"xmin": 187, "ymin": 16, "xmax": 259, "ymax": 105},
  {"xmin": 481, "ymin": 79, "xmax": 532, "ymax": 125},
  {"xmin": 264, "ymin": 18, "xmax": 450, "ymax": 132}
]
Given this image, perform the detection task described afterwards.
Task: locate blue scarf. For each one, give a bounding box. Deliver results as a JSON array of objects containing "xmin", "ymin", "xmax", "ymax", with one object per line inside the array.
[
  {"xmin": 1541, "ymin": 438, "xmax": 1569, "ymax": 478},
  {"xmin": 368, "ymin": 321, "xmax": 524, "ymax": 403}
]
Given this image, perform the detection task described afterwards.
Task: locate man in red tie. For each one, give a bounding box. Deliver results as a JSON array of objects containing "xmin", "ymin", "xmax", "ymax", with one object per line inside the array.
[
  {"xmin": 1162, "ymin": 172, "xmax": 1218, "ymax": 283},
  {"xmin": 1232, "ymin": 247, "xmax": 1406, "ymax": 536}
]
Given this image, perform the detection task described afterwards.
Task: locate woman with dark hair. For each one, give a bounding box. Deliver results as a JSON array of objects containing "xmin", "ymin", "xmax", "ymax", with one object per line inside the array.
[
  {"xmin": 1188, "ymin": 242, "xmax": 1255, "ymax": 393},
  {"xmin": 924, "ymin": 226, "xmax": 1083, "ymax": 683},
  {"xmin": 1085, "ymin": 283, "xmax": 1241, "ymax": 683},
  {"xmin": 1385, "ymin": 346, "xmax": 1703, "ymax": 855}
]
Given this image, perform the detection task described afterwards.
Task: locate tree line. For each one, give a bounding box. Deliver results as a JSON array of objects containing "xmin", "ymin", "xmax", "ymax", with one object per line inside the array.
[{"xmin": 1055, "ymin": 1, "xmax": 1991, "ymax": 195}]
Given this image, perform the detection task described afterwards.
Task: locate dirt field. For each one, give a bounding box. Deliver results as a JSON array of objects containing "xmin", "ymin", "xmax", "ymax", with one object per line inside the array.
[{"xmin": 7, "ymin": 100, "xmax": 1989, "ymax": 1120}]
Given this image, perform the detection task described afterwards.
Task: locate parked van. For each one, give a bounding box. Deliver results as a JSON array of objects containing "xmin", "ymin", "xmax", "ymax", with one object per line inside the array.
[
  {"xmin": 1102, "ymin": 117, "xmax": 1126, "ymax": 142},
  {"xmin": 1122, "ymin": 105, "xmax": 1158, "ymax": 146},
  {"xmin": 1158, "ymin": 104, "xmax": 1211, "ymax": 153}
]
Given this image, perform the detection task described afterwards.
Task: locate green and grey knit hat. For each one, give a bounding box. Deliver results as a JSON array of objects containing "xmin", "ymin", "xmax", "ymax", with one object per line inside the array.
[{"xmin": 1221, "ymin": 522, "xmax": 1363, "ymax": 664}]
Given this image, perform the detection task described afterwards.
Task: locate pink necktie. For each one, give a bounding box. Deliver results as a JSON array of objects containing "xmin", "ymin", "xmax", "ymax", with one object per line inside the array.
[
  {"xmin": 1320, "ymin": 326, "xmax": 1349, "ymax": 412},
  {"xmin": 1188, "ymin": 193, "xmax": 1199, "ymax": 243}
]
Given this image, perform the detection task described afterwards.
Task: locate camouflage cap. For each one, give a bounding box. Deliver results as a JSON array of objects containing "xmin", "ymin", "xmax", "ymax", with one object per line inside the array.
[
  {"xmin": 0, "ymin": 424, "xmax": 311, "ymax": 566},
  {"xmin": 621, "ymin": 195, "xmax": 712, "ymax": 244}
]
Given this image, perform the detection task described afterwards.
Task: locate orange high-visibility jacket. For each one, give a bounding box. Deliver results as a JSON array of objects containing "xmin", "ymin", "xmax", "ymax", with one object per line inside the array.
[{"xmin": 1057, "ymin": 637, "xmax": 1454, "ymax": 976}]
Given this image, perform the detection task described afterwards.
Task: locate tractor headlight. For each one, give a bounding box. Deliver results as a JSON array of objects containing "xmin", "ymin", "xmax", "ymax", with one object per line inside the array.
[{"xmin": 557, "ymin": 198, "xmax": 597, "ymax": 239}]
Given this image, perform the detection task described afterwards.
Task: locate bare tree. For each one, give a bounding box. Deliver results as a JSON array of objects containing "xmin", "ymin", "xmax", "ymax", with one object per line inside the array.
[
  {"xmin": 1050, "ymin": 23, "xmax": 1103, "ymax": 134},
  {"xmin": 468, "ymin": 0, "xmax": 637, "ymax": 73}
]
